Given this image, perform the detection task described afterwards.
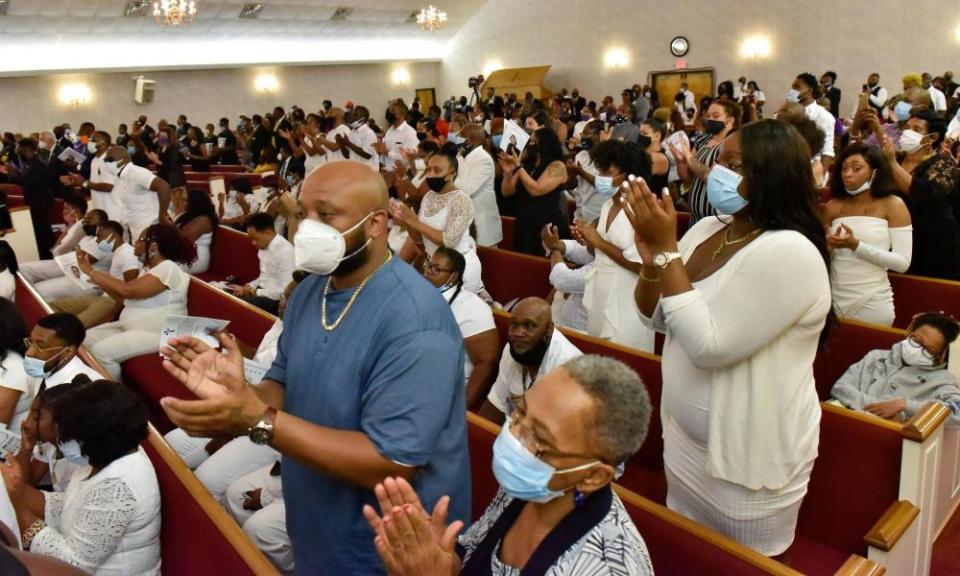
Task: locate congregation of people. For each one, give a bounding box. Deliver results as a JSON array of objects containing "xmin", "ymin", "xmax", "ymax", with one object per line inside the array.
[{"xmin": 2, "ymin": 63, "xmax": 960, "ymax": 576}]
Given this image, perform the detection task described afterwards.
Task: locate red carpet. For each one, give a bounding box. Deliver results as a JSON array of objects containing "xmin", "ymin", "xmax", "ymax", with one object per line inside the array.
[{"xmin": 932, "ymin": 505, "xmax": 960, "ymax": 576}]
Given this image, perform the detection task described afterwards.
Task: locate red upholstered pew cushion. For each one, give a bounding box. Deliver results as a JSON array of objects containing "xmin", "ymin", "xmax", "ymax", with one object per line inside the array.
[
  {"xmin": 14, "ymin": 275, "xmax": 50, "ymax": 327},
  {"xmin": 184, "ymin": 172, "xmax": 262, "ymax": 189},
  {"xmin": 889, "ymin": 272, "xmax": 960, "ymax": 329},
  {"xmin": 142, "ymin": 430, "xmax": 271, "ymax": 575},
  {"xmin": 813, "ymin": 320, "xmax": 904, "ymax": 401},
  {"xmin": 0, "ymin": 183, "xmax": 23, "ymax": 198},
  {"xmin": 478, "ymin": 246, "xmax": 551, "ymax": 305},
  {"xmin": 796, "ymin": 407, "xmax": 903, "ymax": 555},
  {"xmin": 500, "ymin": 216, "xmax": 515, "ymax": 251},
  {"xmin": 194, "ymin": 226, "xmax": 261, "ymax": 284}
]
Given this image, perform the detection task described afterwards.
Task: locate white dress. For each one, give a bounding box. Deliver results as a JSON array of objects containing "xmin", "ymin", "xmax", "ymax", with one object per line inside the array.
[
  {"xmin": 641, "ymin": 218, "xmax": 830, "ymax": 556},
  {"xmin": 186, "ymin": 231, "xmax": 213, "ymax": 274},
  {"xmin": 829, "ymin": 216, "xmax": 912, "ymax": 327},
  {"xmin": 582, "ymin": 200, "xmax": 654, "ymax": 352},
  {"xmin": 0, "ymin": 268, "xmax": 14, "ymax": 301},
  {"xmin": 442, "ymin": 286, "xmax": 495, "ymax": 383},
  {"xmin": 418, "ymin": 189, "xmax": 484, "ymax": 294},
  {"xmin": 32, "ymin": 448, "xmax": 161, "ymax": 575}
]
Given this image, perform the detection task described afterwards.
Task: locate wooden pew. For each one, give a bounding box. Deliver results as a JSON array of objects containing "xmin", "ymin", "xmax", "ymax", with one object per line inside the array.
[
  {"xmin": 184, "ymin": 171, "xmax": 262, "ymax": 189},
  {"xmin": 468, "ymin": 414, "xmax": 884, "ymax": 576},
  {"xmin": 889, "ymin": 272, "xmax": 960, "ymax": 329},
  {"xmin": 14, "ymin": 273, "xmax": 278, "ymax": 575},
  {"xmin": 477, "ymin": 246, "xmax": 551, "ymax": 306},
  {"xmin": 121, "ymin": 276, "xmax": 276, "ymax": 433},
  {"xmin": 488, "ymin": 308, "xmax": 941, "ymax": 574},
  {"xmin": 194, "ymin": 225, "xmax": 261, "ymax": 285},
  {"xmin": 4, "ymin": 193, "xmax": 66, "ymax": 225}
]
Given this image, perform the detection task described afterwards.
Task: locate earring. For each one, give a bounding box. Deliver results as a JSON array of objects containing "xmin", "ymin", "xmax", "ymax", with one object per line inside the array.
[{"xmin": 573, "ymin": 489, "xmax": 585, "ymax": 509}]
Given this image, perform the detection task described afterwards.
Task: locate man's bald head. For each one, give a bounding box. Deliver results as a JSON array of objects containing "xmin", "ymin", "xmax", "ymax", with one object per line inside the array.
[
  {"xmin": 777, "ymin": 102, "xmax": 806, "ymax": 124},
  {"xmin": 303, "ymin": 160, "xmax": 388, "ymax": 215},
  {"xmin": 329, "ymin": 107, "xmax": 345, "ymax": 122},
  {"xmin": 460, "ymin": 123, "xmax": 485, "ymax": 147},
  {"xmin": 104, "ymin": 145, "xmax": 130, "ymax": 164},
  {"xmin": 514, "ymin": 297, "xmax": 552, "ymax": 322},
  {"xmin": 509, "ymin": 297, "xmax": 555, "ymax": 358}
]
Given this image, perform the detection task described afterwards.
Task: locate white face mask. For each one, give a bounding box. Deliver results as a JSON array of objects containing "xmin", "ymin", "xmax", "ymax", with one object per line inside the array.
[
  {"xmin": 901, "ymin": 337, "xmax": 936, "ymax": 367},
  {"xmin": 899, "ymin": 129, "xmax": 925, "ymax": 153},
  {"xmin": 294, "ymin": 213, "xmax": 373, "ymax": 276},
  {"xmin": 845, "ymin": 170, "xmax": 875, "ymax": 195},
  {"xmin": 102, "ymin": 160, "xmax": 121, "ymax": 176},
  {"xmin": 87, "ymin": 141, "xmax": 98, "ymax": 154},
  {"xmin": 414, "ymin": 158, "xmax": 426, "ymax": 173}
]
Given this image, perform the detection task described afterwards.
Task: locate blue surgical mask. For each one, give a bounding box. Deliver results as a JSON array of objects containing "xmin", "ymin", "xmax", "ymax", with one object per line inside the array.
[
  {"xmin": 786, "ymin": 88, "xmax": 801, "ymax": 103},
  {"xmin": 57, "ymin": 439, "xmax": 89, "ymax": 466},
  {"xmin": 492, "ymin": 424, "xmax": 600, "ymax": 503},
  {"xmin": 706, "ymin": 165, "xmax": 748, "ymax": 215},
  {"xmin": 491, "ymin": 134, "xmax": 503, "ymax": 149},
  {"xmin": 97, "ymin": 235, "xmax": 115, "ymax": 255},
  {"xmin": 894, "ymin": 101, "xmax": 913, "ymax": 122},
  {"xmin": 22, "ymin": 355, "xmax": 49, "ymax": 378},
  {"xmin": 285, "ymin": 173, "xmax": 296, "ymax": 187},
  {"xmin": 448, "ymin": 132, "xmax": 465, "ymax": 145},
  {"xmin": 594, "ymin": 175, "xmax": 618, "ymax": 197},
  {"xmin": 127, "ymin": 145, "xmax": 137, "ymax": 156}
]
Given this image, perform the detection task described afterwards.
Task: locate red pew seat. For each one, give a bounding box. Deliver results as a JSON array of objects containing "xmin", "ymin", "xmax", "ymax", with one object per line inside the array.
[
  {"xmin": 889, "ymin": 272, "xmax": 960, "ymax": 329},
  {"xmin": 478, "ymin": 246, "xmax": 551, "ymax": 306},
  {"xmin": 195, "ymin": 225, "xmax": 261, "ymax": 284}
]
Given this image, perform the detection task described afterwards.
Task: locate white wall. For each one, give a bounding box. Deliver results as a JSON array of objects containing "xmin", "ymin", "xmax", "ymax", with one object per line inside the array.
[
  {"xmin": 0, "ymin": 61, "xmax": 440, "ymax": 134},
  {"xmin": 440, "ymin": 0, "xmax": 960, "ymax": 114}
]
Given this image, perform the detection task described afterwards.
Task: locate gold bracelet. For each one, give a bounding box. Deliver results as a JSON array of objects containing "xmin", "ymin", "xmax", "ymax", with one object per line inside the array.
[
  {"xmin": 639, "ymin": 267, "xmax": 660, "ymax": 283},
  {"xmin": 22, "ymin": 519, "xmax": 46, "ymax": 550}
]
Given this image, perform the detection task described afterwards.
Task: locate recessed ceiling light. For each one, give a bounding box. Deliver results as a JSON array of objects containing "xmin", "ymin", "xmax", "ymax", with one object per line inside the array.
[{"xmin": 239, "ymin": 3, "xmax": 264, "ymax": 19}]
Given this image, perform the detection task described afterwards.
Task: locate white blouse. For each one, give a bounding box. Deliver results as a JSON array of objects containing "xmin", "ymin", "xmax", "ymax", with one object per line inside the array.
[
  {"xmin": 641, "ymin": 218, "xmax": 830, "ymax": 490},
  {"xmin": 0, "ymin": 351, "xmax": 27, "ymax": 426},
  {"xmin": 32, "ymin": 448, "xmax": 161, "ymax": 575},
  {"xmin": 120, "ymin": 259, "xmax": 189, "ymax": 322},
  {"xmin": 443, "ymin": 287, "xmax": 495, "ymax": 383}
]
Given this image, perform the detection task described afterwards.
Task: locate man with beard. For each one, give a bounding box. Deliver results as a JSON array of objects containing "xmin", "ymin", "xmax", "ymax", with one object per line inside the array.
[
  {"xmin": 158, "ymin": 160, "xmax": 470, "ymax": 575},
  {"xmin": 478, "ymin": 296, "xmax": 583, "ymax": 424}
]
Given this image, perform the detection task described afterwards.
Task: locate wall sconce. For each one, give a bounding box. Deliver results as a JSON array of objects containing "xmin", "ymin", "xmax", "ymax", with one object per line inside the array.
[
  {"xmin": 255, "ymin": 73, "xmax": 279, "ymax": 93},
  {"xmin": 58, "ymin": 83, "xmax": 91, "ymax": 108},
  {"xmin": 603, "ymin": 48, "xmax": 629, "ymax": 70},
  {"xmin": 954, "ymin": 23, "xmax": 960, "ymax": 42},
  {"xmin": 739, "ymin": 35, "xmax": 772, "ymax": 60},
  {"xmin": 482, "ymin": 59, "xmax": 502, "ymax": 78},
  {"xmin": 391, "ymin": 67, "xmax": 411, "ymax": 86}
]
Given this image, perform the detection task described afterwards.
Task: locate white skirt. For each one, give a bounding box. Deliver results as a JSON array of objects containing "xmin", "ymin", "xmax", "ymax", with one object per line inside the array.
[{"xmin": 663, "ymin": 419, "xmax": 814, "ymax": 556}]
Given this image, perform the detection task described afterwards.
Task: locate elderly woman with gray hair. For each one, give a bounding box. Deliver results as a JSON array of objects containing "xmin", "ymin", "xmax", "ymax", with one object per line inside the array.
[{"xmin": 363, "ymin": 355, "xmax": 655, "ymax": 575}]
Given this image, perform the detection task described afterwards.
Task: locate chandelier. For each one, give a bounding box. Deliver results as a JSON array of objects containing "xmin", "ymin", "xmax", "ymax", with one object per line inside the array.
[
  {"xmin": 153, "ymin": 0, "xmax": 197, "ymax": 26},
  {"xmin": 416, "ymin": 5, "xmax": 447, "ymax": 31}
]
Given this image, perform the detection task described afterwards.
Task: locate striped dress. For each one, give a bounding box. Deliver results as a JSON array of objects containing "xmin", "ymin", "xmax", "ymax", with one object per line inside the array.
[{"xmin": 686, "ymin": 136, "xmax": 723, "ymax": 225}]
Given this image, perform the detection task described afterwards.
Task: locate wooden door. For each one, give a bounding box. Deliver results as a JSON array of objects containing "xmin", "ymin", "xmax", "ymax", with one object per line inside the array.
[
  {"xmin": 651, "ymin": 69, "xmax": 715, "ymax": 111},
  {"xmin": 415, "ymin": 88, "xmax": 436, "ymax": 111}
]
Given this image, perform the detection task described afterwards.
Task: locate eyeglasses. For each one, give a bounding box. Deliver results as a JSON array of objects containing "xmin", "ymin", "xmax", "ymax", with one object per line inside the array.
[
  {"xmin": 422, "ymin": 262, "xmax": 454, "ymax": 275},
  {"xmin": 907, "ymin": 336, "xmax": 939, "ymax": 360},
  {"xmin": 504, "ymin": 395, "xmax": 604, "ymax": 463},
  {"xmin": 22, "ymin": 338, "xmax": 63, "ymax": 354}
]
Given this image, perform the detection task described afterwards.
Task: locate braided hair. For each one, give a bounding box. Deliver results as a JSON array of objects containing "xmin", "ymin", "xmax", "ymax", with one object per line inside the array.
[{"xmin": 435, "ymin": 247, "xmax": 466, "ymax": 305}]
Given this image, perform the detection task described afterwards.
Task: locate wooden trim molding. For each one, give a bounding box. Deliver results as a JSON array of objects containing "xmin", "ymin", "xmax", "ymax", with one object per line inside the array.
[
  {"xmin": 820, "ymin": 402, "xmax": 903, "ymax": 433},
  {"xmin": 839, "ymin": 317, "xmax": 907, "ymax": 336},
  {"xmin": 901, "ymin": 401, "xmax": 950, "ymax": 442},
  {"xmin": 188, "ymin": 274, "xmax": 279, "ymax": 323},
  {"xmin": 890, "ymin": 271, "xmax": 960, "ymax": 288},
  {"xmin": 834, "ymin": 555, "xmax": 887, "ymax": 576},
  {"xmin": 16, "ymin": 273, "xmax": 54, "ymax": 313},
  {"xmin": 864, "ymin": 500, "xmax": 919, "ymax": 551}
]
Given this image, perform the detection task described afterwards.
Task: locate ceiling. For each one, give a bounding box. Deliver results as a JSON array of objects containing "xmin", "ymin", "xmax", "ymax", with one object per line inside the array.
[{"xmin": 0, "ymin": 0, "xmax": 486, "ymax": 75}]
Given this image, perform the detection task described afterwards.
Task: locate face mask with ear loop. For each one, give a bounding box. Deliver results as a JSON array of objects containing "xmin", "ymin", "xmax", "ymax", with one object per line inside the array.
[{"xmin": 294, "ymin": 213, "xmax": 374, "ymax": 275}]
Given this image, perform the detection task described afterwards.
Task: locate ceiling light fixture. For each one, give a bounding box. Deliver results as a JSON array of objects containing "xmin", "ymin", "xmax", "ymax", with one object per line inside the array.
[
  {"xmin": 124, "ymin": 1, "xmax": 150, "ymax": 17},
  {"xmin": 416, "ymin": 5, "xmax": 447, "ymax": 32},
  {"xmin": 153, "ymin": 0, "xmax": 197, "ymax": 27}
]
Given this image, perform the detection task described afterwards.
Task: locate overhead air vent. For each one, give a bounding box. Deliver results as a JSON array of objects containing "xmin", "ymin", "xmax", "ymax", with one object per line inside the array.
[
  {"xmin": 0, "ymin": 1, "xmax": 10, "ymax": 17},
  {"xmin": 239, "ymin": 3, "xmax": 264, "ymax": 19},
  {"xmin": 331, "ymin": 7, "xmax": 353, "ymax": 21},
  {"xmin": 123, "ymin": 1, "xmax": 150, "ymax": 17}
]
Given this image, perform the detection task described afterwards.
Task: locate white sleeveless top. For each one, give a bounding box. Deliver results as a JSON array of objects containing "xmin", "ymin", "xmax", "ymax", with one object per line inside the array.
[{"xmin": 186, "ymin": 231, "xmax": 213, "ymax": 274}]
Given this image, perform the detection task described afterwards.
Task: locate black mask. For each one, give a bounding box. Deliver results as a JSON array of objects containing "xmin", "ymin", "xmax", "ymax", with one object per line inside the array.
[
  {"xmin": 579, "ymin": 138, "xmax": 593, "ymax": 150},
  {"xmin": 637, "ymin": 134, "xmax": 652, "ymax": 149},
  {"xmin": 426, "ymin": 176, "xmax": 447, "ymax": 193},
  {"xmin": 385, "ymin": 111, "xmax": 397, "ymax": 124},
  {"xmin": 417, "ymin": 132, "xmax": 427, "ymax": 142},
  {"xmin": 704, "ymin": 119, "xmax": 727, "ymax": 135},
  {"xmin": 509, "ymin": 332, "xmax": 551, "ymax": 367},
  {"xmin": 868, "ymin": 82, "xmax": 878, "ymax": 89},
  {"xmin": 82, "ymin": 224, "xmax": 98, "ymax": 236}
]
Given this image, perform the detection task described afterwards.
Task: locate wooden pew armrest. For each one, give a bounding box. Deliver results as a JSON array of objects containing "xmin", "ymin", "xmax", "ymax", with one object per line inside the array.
[
  {"xmin": 863, "ymin": 500, "xmax": 919, "ymax": 551},
  {"xmin": 901, "ymin": 401, "xmax": 950, "ymax": 442},
  {"xmin": 833, "ymin": 554, "xmax": 886, "ymax": 576}
]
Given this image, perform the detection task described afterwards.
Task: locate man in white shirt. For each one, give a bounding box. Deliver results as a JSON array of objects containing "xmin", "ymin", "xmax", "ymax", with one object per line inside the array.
[
  {"xmin": 51, "ymin": 196, "xmax": 89, "ymax": 257},
  {"xmin": 336, "ymin": 105, "xmax": 379, "ymax": 173},
  {"xmin": 791, "ymin": 73, "xmax": 835, "ymax": 172},
  {"xmin": 82, "ymin": 132, "xmax": 121, "ymax": 221},
  {"xmin": 224, "ymin": 459, "xmax": 290, "ymax": 573},
  {"xmin": 455, "ymin": 124, "xmax": 502, "ymax": 247},
  {"xmin": 14, "ymin": 313, "xmax": 103, "ymax": 429},
  {"xmin": 681, "ymin": 83, "xmax": 697, "ymax": 116},
  {"xmin": 374, "ymin": 101, "xmax": 419, "ymax": 173},
  {"xmin": 20, "ymin": 208, "xmax": 107, "ymax": 299},
  {"xmin": 928, "ymin": 76, "xmax": 948, "ymax": 116},
  {"xmin": 229, "ymin": 212, "xmax": 295, "ymax": 315},
  {"xmin": 542, "ymin": 227, "xmax": 591, "ymax": 333},
  {"xmin": 571, "ymin": 103, "xmax": 595, "ymax": 140},
  {"xmin": 568, "ymin": 121, "xmax": 604, "ymax": 223},
  {"xmin": 478, "ymin": 297, "xmax": 582, "ymax": 423},
  {"xmin": 317, "ymin": 108, "xmax": 353, "ymax": 164},
  {"xmin": 49, "ymin": 219, "xmax": 142, "ymax": 327},
  {"xmin": 103, "ymin": 146, "xmax": 171, "ymax": 241},
  {"xmin": 864, "ymin": 73, "xmax": 888, "ymax": 115}
]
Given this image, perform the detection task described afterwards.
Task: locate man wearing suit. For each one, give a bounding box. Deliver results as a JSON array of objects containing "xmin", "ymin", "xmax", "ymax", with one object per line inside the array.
[
  {"xmin": 455, "ymin": 124, "xmax": 502, "ymax": 247},
  {"xmin": 821, "ymin": 71, "xmax": 842, "ymax": 118}
]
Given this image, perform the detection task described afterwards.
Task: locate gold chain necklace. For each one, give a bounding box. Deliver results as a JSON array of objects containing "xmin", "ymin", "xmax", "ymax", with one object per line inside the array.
[
  {"xmin": 711, "ymin": 226, "xmax": 762, "ymax": 260},
  {"xmin": 321, "ymin": 252, "xmax": 393, "ymax": 331}
]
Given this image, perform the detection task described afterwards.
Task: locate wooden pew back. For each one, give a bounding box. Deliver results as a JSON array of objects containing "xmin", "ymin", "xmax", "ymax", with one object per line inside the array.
[
  {"xmin": 889, "ymin": 273, "xmax": 960, "ymax": 329},
  {"xmin": 194, "ymin": 225, "xmax": 261, "ymax": 284}
]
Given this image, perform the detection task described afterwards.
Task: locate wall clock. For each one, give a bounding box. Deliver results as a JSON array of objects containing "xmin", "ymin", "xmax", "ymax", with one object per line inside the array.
[{"xmin": 670, "ymin": 36, "xmax": 689, "ymax": 57}]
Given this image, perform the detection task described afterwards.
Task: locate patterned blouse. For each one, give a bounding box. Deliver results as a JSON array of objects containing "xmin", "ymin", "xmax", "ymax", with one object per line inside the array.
[{"xmin": 457, "ymin": 488, "xmax": 655, "ymax": 576}]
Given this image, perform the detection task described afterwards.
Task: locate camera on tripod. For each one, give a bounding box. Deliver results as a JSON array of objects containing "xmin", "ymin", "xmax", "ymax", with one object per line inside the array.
[{"xmin": 468, "ymin": 74, "xmax": 485, "ymax": 89}]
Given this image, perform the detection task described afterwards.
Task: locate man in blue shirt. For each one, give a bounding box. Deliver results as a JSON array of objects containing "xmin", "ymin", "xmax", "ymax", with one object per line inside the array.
[{"xmin": 160, "ymin": 160, "xmax": 470, "ymax": 574}]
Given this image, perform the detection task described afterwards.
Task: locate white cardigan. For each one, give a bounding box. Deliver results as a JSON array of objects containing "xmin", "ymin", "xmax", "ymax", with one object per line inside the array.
[{"xmin": 641, "ymin": 218, "xmax": 831, "ymax": 490}]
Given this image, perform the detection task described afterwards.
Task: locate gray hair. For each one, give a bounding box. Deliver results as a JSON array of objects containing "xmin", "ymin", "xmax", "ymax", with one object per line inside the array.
[{"xmin": 562, "ymin": 355, "xmax": 651, "ymax": 465}]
